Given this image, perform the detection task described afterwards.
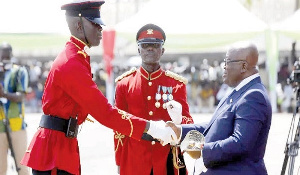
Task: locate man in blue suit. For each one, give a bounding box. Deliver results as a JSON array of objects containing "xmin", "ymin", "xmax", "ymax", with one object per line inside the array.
[{"xmin": 165, "ymin": 43, "xmax": 272, "ymax": 175}]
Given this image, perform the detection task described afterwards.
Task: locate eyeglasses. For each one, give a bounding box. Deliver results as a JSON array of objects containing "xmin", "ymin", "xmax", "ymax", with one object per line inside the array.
[
  {"xmin": 224, "ymin": 59, "xmax": 246, "ymax": 65},
  {"xmin": 139, "ymin": 43, "xmax": 162, "ymax": 49}
]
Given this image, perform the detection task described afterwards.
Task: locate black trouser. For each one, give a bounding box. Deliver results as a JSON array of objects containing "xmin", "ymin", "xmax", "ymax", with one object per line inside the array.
[
  {"xmin": 32, "ymin": 169, "xmax": 72, "ymax": 175},
  {"xmin": 149, "ymin": 150, "xmax": 187, "ymax": 175}
]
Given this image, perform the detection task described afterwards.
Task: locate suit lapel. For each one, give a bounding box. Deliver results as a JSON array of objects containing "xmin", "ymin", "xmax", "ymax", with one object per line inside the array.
[
  {"xmin": 203, "ymin": 77, "xmax": 262, "ymax": 135},
  {"xmin": 203, "ymin": 90, "xmax": 237, "ymax": 135}
]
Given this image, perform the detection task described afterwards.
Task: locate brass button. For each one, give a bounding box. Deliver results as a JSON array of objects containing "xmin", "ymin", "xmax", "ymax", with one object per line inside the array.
[
  {"xmin": 149, "ymin": 111, "xmax": 153, "ymax": 116},
  {"xmin": 148, "ymin": 82, "xmax": 152, "ymax": 86},
  {"xmin": 147, "ymin": 96, "xmax": 151, "ymax": 100},
  {"xmin": 151, "ymin": 141, "xmax": 155, "ymax": 145}
]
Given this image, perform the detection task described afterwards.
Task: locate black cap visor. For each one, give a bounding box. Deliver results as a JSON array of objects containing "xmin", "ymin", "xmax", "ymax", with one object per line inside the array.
[
  {"xmin": 85, "ymin": 17, "xmax": 105, "ymax": 26},
  {"xmin": 137, "ymin": 38, "xmax": 164, "ymax": 44}
]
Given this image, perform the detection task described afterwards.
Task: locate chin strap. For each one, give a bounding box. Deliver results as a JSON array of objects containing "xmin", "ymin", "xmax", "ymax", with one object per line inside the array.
[{"xmin": 79, "ymin": 14, "xmax": 90, "ymax": 47}]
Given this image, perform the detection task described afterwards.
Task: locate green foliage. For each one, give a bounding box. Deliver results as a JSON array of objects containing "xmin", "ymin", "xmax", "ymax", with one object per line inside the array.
[{"xmin": 0, "ymin": 33, "xmax": 68, "ymax": 51}]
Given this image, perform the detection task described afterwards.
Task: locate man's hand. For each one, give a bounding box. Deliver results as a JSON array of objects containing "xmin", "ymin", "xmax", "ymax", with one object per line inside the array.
[
  {"xmin": 165, "ymin": 121, "xmax": 181, "ymax": 145},
  {"xmin": 146, "ymin": 120, "xmax": 177, "ymax": 146},
  {"xmin": 165, "ymin": 100, "xmax": 182, "ymax": 124}
]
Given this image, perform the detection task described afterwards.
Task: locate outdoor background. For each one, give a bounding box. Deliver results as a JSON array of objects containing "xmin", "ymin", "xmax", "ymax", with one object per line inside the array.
[{"xmin": 2, "ymin": 0, "xmax": 300, "ymax": 174}]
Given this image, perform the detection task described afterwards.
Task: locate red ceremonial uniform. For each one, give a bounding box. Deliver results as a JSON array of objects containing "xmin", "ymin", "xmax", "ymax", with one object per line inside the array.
[
  {"xmin": 114, "ymin": 67, "xmax": 194, "ymax": 175},
  {"xmin": 21, "ymin": 36, "xmax": 147, "ymax": 175}
]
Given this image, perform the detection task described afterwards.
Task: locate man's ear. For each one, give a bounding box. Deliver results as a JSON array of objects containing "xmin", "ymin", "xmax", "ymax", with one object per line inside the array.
[
  {"xmin": 75, "ymin": 20, "xmax": 83, "ymax": 32},
  {"xmin": 241, "ymin": 62, "xmax": 248, "ymax": 73},
  {"xmin": 138, "ymin": 48, "xmax": 141, "ymax": 54},
  {"xmin": 161, "ymin": 48, "xmax": 165, "ymax": 56}
]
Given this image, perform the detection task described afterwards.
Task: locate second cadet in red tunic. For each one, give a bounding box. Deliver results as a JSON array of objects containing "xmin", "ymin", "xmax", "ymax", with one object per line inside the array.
[{"xmin": 114, "ymin": 24, "xmax": 194, "ymax": 175}]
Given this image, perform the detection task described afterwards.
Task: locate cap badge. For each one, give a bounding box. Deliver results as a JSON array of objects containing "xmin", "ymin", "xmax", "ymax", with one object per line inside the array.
[{"xmin": 147, "ymin": 29, "xmax": 154, "ymax": 35}]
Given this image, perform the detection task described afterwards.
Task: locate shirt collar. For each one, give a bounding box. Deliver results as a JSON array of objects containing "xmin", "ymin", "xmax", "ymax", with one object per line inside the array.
[
  {"xmin": 234, "ymin": 73, "xmax": 260, "ymax": 91},
  {"xmin": 139, "ymin": 67, "xmax": 163, "ymax": 80}
]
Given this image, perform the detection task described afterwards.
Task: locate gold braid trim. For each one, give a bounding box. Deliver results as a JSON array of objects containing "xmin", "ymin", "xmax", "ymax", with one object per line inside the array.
[
  {"xmin": 70, "ymin": 40, "xmax": 87, "ymax": 58},
  {"xmin": 165, "ymin": 70, "xmax": 188, "ymax": 84},
  {"xmin": 182, "ymin": 115, "xmax": 194, "ymax": 124},
  {"xmin": 114, "ymin": 131, "xmax": 125, "ymax": 152},
  {"xmin": 118, "ymin": 109, "xmax": 133, "ymax": 137},
  {"xmin": 77, "ymin": 51, "xmax": 87, "ymax": 58},
  {"xmin": 172, "ymin": 146, "xmax": 186, "ymax": 169},
  {"xmin": 85, "ymin": 117, "xmax": 94, "ymax": 123},
  {"xmin": 115, "ymin": 67, "xmax": 137, "ymax": 83}
]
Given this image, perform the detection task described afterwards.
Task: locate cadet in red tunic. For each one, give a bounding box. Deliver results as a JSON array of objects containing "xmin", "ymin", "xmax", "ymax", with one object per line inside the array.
[
  {"xmin": 20, "ymin": 2, "xmax": 174, "ymax": 175},
  {"xmin": 114, "ymin": 24, "xmax": 194, "ymax": 175}
]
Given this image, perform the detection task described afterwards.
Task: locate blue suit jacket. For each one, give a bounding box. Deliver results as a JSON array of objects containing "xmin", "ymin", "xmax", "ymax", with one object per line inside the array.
[{"xmin": 182, "ymin": 77, "xmax": 272, "ymax": 175}]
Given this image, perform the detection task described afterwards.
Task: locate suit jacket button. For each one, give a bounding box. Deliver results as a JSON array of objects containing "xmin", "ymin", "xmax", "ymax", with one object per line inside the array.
[
  {"xmin": 151, "ymin": 141, "xmax": 155, "ymax": 145},
  {"xmin": 147, "ymin": 96, "xmax": 151, "ymax": 100},
  {"xmin": 148, "ymin": 82, "xmax": 152, "ymax": 86}
]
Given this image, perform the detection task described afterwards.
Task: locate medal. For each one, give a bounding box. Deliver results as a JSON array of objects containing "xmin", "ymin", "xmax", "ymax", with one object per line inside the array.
[
  {"xmin": 155, "ymin": 93, "xmax": 161, "ymax": 108},
  {"xmin": 167, "ymin": 87, "xmax": 173, "ymax": 101},
  {"xmin": 155, "ymin": 93, "xmax": 161, "ymax": 101},
  {"xmin": 155, "ymin": 101, "xmax": 160, "ymax": 108},
  {"xmin": 163, "ymin": 103, "xmax": 167, "ymax": 109},
  {"xmin": 162, "ymin": 86, "xmax": 169, "ymax": 109},
  {"xmin": 162, "ymin": 94, "xmax": 168, "ymax": 101},
  {"xmin": 162, "ymin": 86, "xmax": 167, "ymax": 100},
  {"xmin": 155, "ymin": 85, "xmax": 162, "ymax": 108},
  {"xmin": 157, "ymin": 85, "xmax": 161, "ymax": 93}
]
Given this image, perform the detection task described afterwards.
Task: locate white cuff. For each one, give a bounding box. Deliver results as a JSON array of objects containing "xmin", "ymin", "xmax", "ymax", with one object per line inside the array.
[{"xmin": 178, "ymin": 125, "xmax": 183, "ymax": 142}]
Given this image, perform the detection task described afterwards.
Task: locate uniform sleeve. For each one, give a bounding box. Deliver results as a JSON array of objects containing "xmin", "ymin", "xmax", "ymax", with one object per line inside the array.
[
  {"xmin": 59, "ymin": 58, "xmax": 147, "ymax": 140},
  {"xmin": 181, "ymin": 123, "xmax": 208, "ymax": 140},
  {"xmin": 113, "ymin": 82, "xmax": 128, "ymax": 166},
  {"xmin": 175, "ymin": 83, "xmax": 194, "ymax": 124}
]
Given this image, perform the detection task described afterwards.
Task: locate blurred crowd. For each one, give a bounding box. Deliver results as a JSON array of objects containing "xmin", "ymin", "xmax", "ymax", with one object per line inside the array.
[
  {"xmin": 23, "ymin": 60, "xmax": 51, "ymax": 113},
  {"xmin": 276, "ymin": 59, "xmax": 294, "ymax": 113},
  {"xmin": 21, "ymin": 56, "xmax": 296, "ymax": 114},
  {"xmin": 21, "ymin": 58, "xmax": 229, "ymax": 113}
]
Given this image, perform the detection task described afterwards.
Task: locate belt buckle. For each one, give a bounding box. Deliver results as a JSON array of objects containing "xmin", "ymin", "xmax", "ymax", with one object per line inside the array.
[{"xmin": 66, "ymin": 117, "xmax": 78, "ymax": 138}]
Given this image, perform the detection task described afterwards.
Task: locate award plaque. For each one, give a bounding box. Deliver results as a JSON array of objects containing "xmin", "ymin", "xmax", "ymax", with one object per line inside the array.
[{"xmin": 180, "ymin": 130, "xmax": 205, "ymax": 159}]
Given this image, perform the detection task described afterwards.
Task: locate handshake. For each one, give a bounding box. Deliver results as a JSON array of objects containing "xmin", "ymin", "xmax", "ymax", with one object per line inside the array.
[{"xmin": 146, "ymin": 100, "xmax": 183, "ymax": 146}]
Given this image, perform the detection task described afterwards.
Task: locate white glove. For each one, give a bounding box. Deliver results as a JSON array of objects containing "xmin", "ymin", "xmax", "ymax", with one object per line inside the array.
[
  {"xmin": 165, "ymin": 100, "xmax": 182, "ymax": 124},
  {"xmin": 147, "ymin": 120, "xmax": 177, "ymax": 146},
  {"xmin": 170, "ymin": 130, "xmax": 181, "ymax": 146},
  {"xmin": 166, "ymin": 121, "xmax": 181, "ymax": 146}
]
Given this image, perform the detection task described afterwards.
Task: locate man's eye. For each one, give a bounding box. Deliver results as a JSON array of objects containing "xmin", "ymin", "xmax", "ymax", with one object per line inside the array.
[
  {"xmin": 153, "ymin": 44, "xmax": 160, "ymax": 48},
  {"xmin": 141, "ymin": 44, "xmax": 149, "ymax": 48}
]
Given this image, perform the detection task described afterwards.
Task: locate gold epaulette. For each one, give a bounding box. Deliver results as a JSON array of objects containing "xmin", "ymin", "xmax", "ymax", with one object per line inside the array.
[
  {"xmin": 165, "ymin": 70, "xmax": 188, "ymax": 84},
  {"xmin": 115, "ymin": 67, "xmax": 137, "ymax": 83}
]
